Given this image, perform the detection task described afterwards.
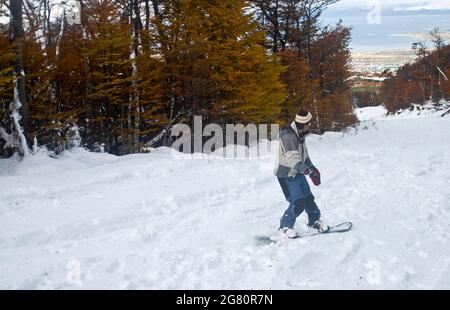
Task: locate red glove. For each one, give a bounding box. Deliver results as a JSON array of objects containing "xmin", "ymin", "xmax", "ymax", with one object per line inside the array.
[{"xmin": 305, "ymin": 167, "xmax": 321, "ymax": 186}]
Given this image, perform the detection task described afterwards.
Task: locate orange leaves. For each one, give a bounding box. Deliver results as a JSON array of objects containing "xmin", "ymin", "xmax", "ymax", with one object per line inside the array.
[
  {"xmin": 158, "ymin": 0, "xmax": 286, "ymax": 125},
  {"xmin": 383, "ymin": 45, "xmax": 450, "ymax": 112},
  {"xmin": 279, "ymin": 23, "xmax": 356, "ymax": 131}
]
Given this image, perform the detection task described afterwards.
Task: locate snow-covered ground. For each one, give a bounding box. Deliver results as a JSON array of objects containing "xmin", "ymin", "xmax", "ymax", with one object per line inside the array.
[
  {"xmin": 354, "ymin": 105, "xmax": 387, "ymax": 122},
  {"xmin": 1, "ymin": 106, "xmax": 450, "ymax": 289}
]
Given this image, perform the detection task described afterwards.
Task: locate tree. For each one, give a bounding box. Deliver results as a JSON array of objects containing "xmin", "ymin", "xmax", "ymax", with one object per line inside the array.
[
  {"xmin": 382, "ymin": 44, "xmax": 450, "ymax": 112},
  {"xmin": 252, "ymin": 0, "xmax": 354, "ymax": 132},
  {"xmin": 82, "ymin": 0, "xmax": 133, "ymax": 153},
  {"xmin": 0, "ymin": 0, "xmax": 359, "ymax": 158},
  {"xmin": 150, "ymin": 0, "xmax": 286, "ymax": 146},
  {"xmin": 0, "ymin": 29, "xmax": 15, "ymax": 157},
  {"xmin": 0, "ymin": 0, "xmax": 29, "ymax": 156},
  {"xmin": 312, "ymin": 23, "xmax": 354, "ymax": 130},
  {"xmin": 252, "ymin": 0, "xmax": 285, "ymax": 53},
  {"xmin": 279, "ymin": 50, "xmax": 314, "ymax": 122},
  {"xmin": 430, "ymin": 28, "xmax": 446, "ymax": 99},
  {"xmin": 195, "ymin": 0, "xmax": 286, "ymax": 124},
  {"xmin": 11, "ymin": 0, "xmax": 27, "ymax": 136}
]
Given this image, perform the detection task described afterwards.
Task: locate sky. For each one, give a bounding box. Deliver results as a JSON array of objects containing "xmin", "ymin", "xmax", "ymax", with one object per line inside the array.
[
  {"xmin": 330, "ymin": 0, "xmax": 450, "ymax": 10},
  {"xmin": 323, "ymin": 0, "xmax": 450, "ymax": 54},
  {"xmin": 1, "ymin": 0, "xmax": 448, "ymax": 59}
]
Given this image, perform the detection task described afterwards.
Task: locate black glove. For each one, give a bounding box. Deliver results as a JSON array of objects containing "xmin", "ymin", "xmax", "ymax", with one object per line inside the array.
[{"xmin": 304, "ymin": 166, "xmax": 321, "ymax": 186}]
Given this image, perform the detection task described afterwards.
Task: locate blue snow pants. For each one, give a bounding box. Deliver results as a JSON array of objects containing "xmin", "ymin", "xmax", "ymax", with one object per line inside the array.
[{"xmin": 277, "ymin": 173, "xmax": 321, "ymax": 229}]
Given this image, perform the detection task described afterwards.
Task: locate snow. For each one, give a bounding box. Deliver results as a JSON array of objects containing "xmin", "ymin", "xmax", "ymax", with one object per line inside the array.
[
  {"xmin": 355, "ymin": 101, "xmax": 450, "ymax": 122},
  {"xmin": 55, "ymin": 9, "xmax": 65, "ymax": 58},
  {"xmin": 11, "ymin": 79, "xmax": 29, "ymax": 156},
  {"xmin": 436, "ymin": 66, "xmax": 448, "ymax": 81},
  {"xmin": 346, "ymin": 75, "xmax": 386, "ymax": 82},
  {"xmin": 354, "ymin": 105, "xmax": 388, "ymax": 122},
  {"xmin": 387, "ymin": 101, "xmax": 450, "ymax": 119},
  {"xmin": 361, "ymin": 76, "xmax": 386, "ymax": 82},
  {"xmin": 1, "ymin": 108, "xmax": 450, "ymax": 289}
]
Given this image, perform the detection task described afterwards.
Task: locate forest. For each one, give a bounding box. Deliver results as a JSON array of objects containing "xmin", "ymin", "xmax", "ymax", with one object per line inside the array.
[
  {"xmin": 0, "ymin": 0, "xmax": 357, "ymax": 157},
  {"xmin": 2, "ymin": 1, "xmax": 448, "ymax": 158},
  {"xmin": 382, "ymin": 34, "xmax": 450, "ymax": 113}
]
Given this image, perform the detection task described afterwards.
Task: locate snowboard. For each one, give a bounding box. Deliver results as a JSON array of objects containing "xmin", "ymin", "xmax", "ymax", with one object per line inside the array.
[{"xmin": 255, "ymin": 222, "xmax": 353, "ymax": 245}]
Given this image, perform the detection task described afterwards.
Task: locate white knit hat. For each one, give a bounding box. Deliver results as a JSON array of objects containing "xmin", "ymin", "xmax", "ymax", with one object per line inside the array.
[{"xmin": 295, "ymin": 112, "xmax": 312, "ymax": 124}]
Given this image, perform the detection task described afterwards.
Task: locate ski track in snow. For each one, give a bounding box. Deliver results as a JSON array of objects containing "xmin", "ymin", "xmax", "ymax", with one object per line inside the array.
[{"xmin": 1, "ymin": 108, "xmax": 450, "ymax": 289}]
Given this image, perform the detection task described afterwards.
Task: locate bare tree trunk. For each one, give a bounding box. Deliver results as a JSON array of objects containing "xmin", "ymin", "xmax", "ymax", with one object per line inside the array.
[
  {"xmin": 152, "ymin": 0, "xmax": 177, "ymax": 146},
  {"xmin": 305, "ymin": 16, "xmax": 321, "ymax": 131},
  {"xmin": 45, "ymin": 0, "xmax": 52, "ymax": 48},
  {"xmin": 301, "ymin": 0, "xmax": 338, "ymax": 132},
  {"xmin": 144, "ymin": 0, "xmax": 150, "ymax": 30},
  {"xmin": 79, "ymin": 0, "xmax": 93, "ymax": 140},
  {"xmin": 132, "ymin": 0, "xmax": 141, "ymax": 149},
  {"xmin": 126, "ymin": 0, "xmax": 141, "ymax": 153},
  {"xmin": 10, "ymin": 0, "xmax": 29, "ymax": 155}
]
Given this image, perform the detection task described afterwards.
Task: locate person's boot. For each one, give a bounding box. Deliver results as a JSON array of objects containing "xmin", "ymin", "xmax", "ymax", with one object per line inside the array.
[
  {"xmin": 308, "ymin": 220, "xmax": 330, "ymax": 233},
  {"xmin": 278, "ymin": 227, "xmax": 299, "ymax": 239}
]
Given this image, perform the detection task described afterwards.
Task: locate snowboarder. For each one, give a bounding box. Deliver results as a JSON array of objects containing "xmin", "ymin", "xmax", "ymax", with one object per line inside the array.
[{"xmin": 274, "ymin": 110, "xmax": 329, "ymax": 238}]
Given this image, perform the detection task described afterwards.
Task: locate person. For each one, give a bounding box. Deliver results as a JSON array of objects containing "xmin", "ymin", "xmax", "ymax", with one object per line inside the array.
[{"xmin": 274, "ymin": 110, "xmax": 329, "ymax": 238}]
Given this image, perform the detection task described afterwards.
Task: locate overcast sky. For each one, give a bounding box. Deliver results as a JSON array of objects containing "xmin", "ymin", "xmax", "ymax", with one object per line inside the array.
[{"xmin": 331, "ymin": 0, "xmax": 450, "ymax": 10}]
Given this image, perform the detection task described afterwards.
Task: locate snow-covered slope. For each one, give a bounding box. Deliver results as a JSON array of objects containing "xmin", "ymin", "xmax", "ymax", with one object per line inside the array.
[
  {"xmin": 1, "ymin": 108, "xmax": 450, "ymax": 289},
  {"xmin": 354, "ymin": 105, "xmax": 387, "ymax": 122}
]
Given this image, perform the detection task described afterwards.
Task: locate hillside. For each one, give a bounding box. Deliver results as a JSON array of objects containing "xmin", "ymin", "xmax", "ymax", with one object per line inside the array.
[{"xmin": 1, "ymin": 107, "xmax": 450, "ymax": 289}]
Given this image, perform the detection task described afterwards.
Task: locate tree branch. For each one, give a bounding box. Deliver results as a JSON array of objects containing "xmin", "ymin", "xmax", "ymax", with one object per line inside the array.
[
  {"xmin": 0, "ymin": 126, "xmax": 13, "ymax": 149},
  {"xmin": 144, "ymin": 112, "xmax": 182, "ymax": 147},
  {"xmin": 1, "ymin": 0, "xmax": 11, "ymax": 11}
]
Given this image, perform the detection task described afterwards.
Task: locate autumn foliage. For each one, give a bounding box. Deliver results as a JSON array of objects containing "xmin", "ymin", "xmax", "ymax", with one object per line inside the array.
[
  {"xmin": 382, "ymin": 43, "xmax": 450, "ymax": 113},
  {"xmin": 1, "ymin": 0, "xmax": 356, "ymax": 157}
]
